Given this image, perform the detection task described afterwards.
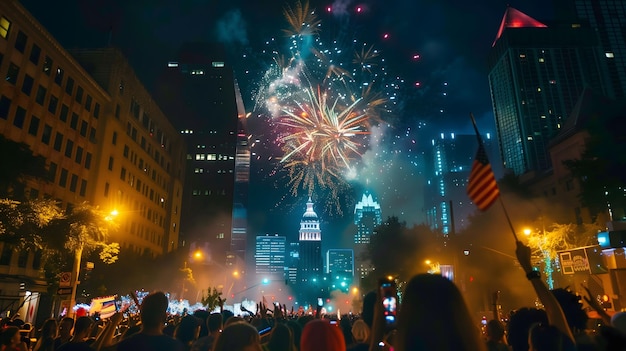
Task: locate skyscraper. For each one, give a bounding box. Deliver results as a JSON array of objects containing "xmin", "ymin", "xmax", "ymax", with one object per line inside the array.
[
  {"xmin": 255, "ymin": 234, "xmax": 286, "ymax": 279},
  {"xmin": 555, "ymin": 0, "xmax": 626, "ymax": 98},
  {"xmin": 326, "ymin": 249, "xmax": 354, "ymax": 294},
  {"xmin": 153, "ymin": 43, "xmax": 249, "ymax": 267},
  {"xmin": 425, "ymin": 133, "xmax": 498, "ymax": 234},
  {"xmin": 488, "ymin": 7, "xmax": 607, "ymax": 175},
  {"xmin": 297, "ymin": 197, "xmax": 323, "ymax": 304},
  {"xmin": 353, "ymin": 191, "xmax": 382, "ymax": 281}
]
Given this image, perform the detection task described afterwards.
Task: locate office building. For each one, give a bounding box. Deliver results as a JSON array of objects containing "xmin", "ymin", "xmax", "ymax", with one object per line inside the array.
[
  {"xmin": 488, "ymin": 7, "xmax": 607, "ymax": 175},
  {"xmin": 0, "ymin": 0, "xmax": 184, "ymax": 323},
  {"xmin": 255, "ymin": 234, "xmax": 286, "ymax": 278},
  {"xmin": 555, "ymin": 0, "xmax": 626, "ymax": 98},
  {"xmin": 297, "ymin": 197, "xmax": 323, "ymax": 304},
  {"xmin": 425, "ymin": 133, "xmax": 498, "ymax": 234},
  {"xmin": 353, "ymin": 191, "xmax": 381, "ymax": 281},
  {"xmin": 153, "ymin": 43, "xmax": 250, "ymax": 268}
]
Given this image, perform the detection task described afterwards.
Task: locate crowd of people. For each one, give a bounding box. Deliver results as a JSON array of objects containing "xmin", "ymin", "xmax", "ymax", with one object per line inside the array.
[{"xmin": 2, "ymin": 241, "xmax": 626, "ymax": 351}]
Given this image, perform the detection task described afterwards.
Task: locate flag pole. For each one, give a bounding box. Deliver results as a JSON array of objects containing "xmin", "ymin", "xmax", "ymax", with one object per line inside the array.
[{"xmin": 469, "ymin": 113, "xmax": 518, "ymax": 242}]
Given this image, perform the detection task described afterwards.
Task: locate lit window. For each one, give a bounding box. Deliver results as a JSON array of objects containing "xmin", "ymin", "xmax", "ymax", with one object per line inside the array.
[
  {"xmin": 606, "ymin": 52, "xmax": 615, "ymax": 58},
  {"xmin": 0, "ymin": 17, "xmax": 10, "ymax": 39},
  {"xmin": 519, "ymin": 54, "xmax": 526, "ymax": 58},
  {"xmin": 549, "ymin": 80, "xmax": 556, "ymax": 84},
  {"xmin": 537, "ymin": 87, "xmax": 542, "ymax": 92},
  {"xmin": 212, "ymin": 62, "xmax": 225, "ymax": 67},
  {"xmin": 538, "ymin": 58, "xmax": 545, "ymax": 63},
  {"xmin": 191, "ymin": 69, "xmax": 204, "ymax": 75},
  {"xmin": 168, "ymin": 62, "xmax": 179, "ymax": 67}
]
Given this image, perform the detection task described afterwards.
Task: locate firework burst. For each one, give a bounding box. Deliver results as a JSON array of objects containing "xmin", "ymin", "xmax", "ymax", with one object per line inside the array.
[{"xmin": 250, "ymin": 0, "xmax": 401, "ymax": 213}]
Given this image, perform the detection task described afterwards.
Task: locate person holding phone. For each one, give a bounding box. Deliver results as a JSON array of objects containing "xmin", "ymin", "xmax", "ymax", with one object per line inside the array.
[{"xmin": 370, "ymin": 274, "xmax": 487, "ymax": 351}]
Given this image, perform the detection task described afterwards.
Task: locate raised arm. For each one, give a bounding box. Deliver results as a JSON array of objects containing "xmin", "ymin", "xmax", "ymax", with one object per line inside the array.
[{"xmin": 515, "ymin": 241, "xmax": 574, "ymax": 343}]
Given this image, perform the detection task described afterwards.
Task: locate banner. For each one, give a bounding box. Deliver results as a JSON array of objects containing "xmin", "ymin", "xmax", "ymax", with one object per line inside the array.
[{"xmin": 558, "ymin": 246, "xmax": 607, "ymax": 275}]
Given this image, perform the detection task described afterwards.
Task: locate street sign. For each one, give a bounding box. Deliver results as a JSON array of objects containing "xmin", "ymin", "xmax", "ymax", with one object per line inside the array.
[
  {"xmin": 59, "ymin": 272, "xmax": 71, "ymax": 287},
  {"xmin": 57, "ymin": 288, "xmax": 72, "ymax": 295}
]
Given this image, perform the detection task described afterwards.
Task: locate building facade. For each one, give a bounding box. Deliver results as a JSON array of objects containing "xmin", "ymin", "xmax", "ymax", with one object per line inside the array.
[
  {"xmin": 153, "ymin": 43, "xmax": 249, "ymax": 268},
  {"xmin": 425, "ymin": 133, "xmax": 498, "ymax": 234},
  {"xmin": 255, "ymin": 234, "xmax": 286, "ymax": 278},
  {"xmin": 297, "ymin": 197, "xmax": 323, "ymax": 304},
  {"xmin": 0, "ymin": 0, "xmax": 184, "ymax": 324},
  {"xmin": 555, "ymin": 0, "xmax": 626, "ymax": 99},
  {"xmin": 353, "ymin": 191, "xmax": 381, "ymax": 281},
  {"xmin": 488, "ymin": 7, "xmax": 608, "ymax": 176}
]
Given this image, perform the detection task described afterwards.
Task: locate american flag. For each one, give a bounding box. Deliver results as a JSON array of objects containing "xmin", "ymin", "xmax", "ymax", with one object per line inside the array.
[{"xmin": 467, "ymin": 144, "xmax": 499, "ymax": 210}]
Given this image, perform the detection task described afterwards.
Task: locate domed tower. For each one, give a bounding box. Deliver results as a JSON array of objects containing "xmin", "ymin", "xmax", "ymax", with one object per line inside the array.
[{"xmin": 297, "ymin": 197, "xmax": 323, "ymax": 304}]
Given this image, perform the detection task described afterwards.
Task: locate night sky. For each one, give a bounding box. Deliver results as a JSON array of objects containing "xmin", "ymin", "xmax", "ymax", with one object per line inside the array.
[{"xmin": 19, "ymin": 0, "xmax": 555, "ymax": 249}]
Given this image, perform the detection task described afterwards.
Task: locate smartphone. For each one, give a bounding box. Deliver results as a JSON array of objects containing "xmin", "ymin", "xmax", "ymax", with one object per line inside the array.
[
  {"xmin": 317, "ymin": 297, "xmax": 323, "ymax": 307},
  {"xmin": 380, "ymin": 278, "xmax": 397, "ymax": 327}
]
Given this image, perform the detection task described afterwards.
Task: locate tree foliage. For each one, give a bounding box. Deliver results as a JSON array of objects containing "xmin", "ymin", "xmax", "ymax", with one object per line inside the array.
[
  {"xmin": 201, "ymin": 287, "xmax": 225, "ymax": 311},
  {"xmin": 363, "ymin": 216, "xmax": 447, "ymax": 292},
  {"xmin": 564, "ymin": 104, "xmax": 626, "ymax": 220}
]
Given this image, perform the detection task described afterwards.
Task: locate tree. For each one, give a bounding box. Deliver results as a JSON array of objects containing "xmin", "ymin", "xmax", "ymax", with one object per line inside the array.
[
  {"xmin": 201, "ymin": 287, "xmax": 225, "ymax": 311},
  {"xmin": 363, "ymin": 216, "xmax": 446, "ymax": 292},
  {"xmin": 45, "ymin": 202, "xmax": 120, "ymax": 310},
  {"xmin": 564, "ymin": 105, "xmax": 626, "ymax": 221},
  {"xmin": 0, "ymin": 198, "xmax": 62, "ymax": 250}
]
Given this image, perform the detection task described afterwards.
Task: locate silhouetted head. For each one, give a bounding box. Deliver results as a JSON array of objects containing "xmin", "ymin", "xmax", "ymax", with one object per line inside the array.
[
  {"xmin": 396, "ymin": 274, "xmax": 486, "ymax": 351},
  {"xmin": 140, "ymin": 291, "xmax": 169, "ymax": 329},
  {"xmin": 551, "ymin": 288, "xmax": 588, "ymax": 333},
  {"xmin": 213, "ymin": 321, "xmax": 262, "ymax": 351},
  {"xmin": 301, "ymin": 319, "xmax": 345, "ymax": 351},
  {"xmin": 507, "ymin": 308, "xmax": 548, "ymax": 351}
]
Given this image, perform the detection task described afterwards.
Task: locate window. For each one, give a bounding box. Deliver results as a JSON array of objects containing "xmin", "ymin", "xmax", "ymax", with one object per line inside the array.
[
  {"xmin": 80, "ymin": 120, "xmax": 88, "ymax": 137},
  {"xmin": 35, "ymin": 85, "xmax": 46, "ymax": 105},
  {"xmin": 48, "ymin": 162, "xmax": 57, "ymax": 182},
  {"xmin": 70, "ymin": 113, "xmax": 78, "ymax": 130},
  {"xmin": 59, "ymin": 168, "xmax": 68, "ymax": 187},
  {"xmin": 112, "ymin": 131, "xmax": 117, "ymax": 145},
  {"xmin": 120, "ymin": 167, "xmax": 126, "ymax": 180},
  {"xmin": 14, "ymin": 30, "xmax": 27, "ymax": 52},
  {"xmin": 21, "ymin": 74, "xmax": 34, "ymax": 95},
  {"xmin": 85, "ymin": 95, "xmax": 92, "ymax": 111},
  {"xmin": 0, "ymin": 96, "xmax": 11, "ymax": 119},
  {"xmin": 6, "ymin": 63, "xmax": 19, "ymax": 84},
  {"xmin": 89, "ymin": 127, "xmax": 96, "ymax": 142},
  {"xmin": 28, "ymin": 115, "xmax": 40, "ymax": 136},
  {"xmin": 115, "ymin": 105, "xmax": 120, "ymax": 119},
  {"xmin": 48, "ymin": 95, "xmax": 58, "ymax": 114},
  {"xmin": 104, "ymin": 182, "xmax": 109, "ymax": 197},
  {"xmin": 75, "ymin": 146, "xmax": 83, "ymax": 164},
  {"xmin": 43, "ymin": 56, "xmax": 52, "ymax": 75},
  {"xmin": 69, "ymin": 174, "xmax": 78, "ymax": 192},
  {"xmin": 54, "ymin": 67, "xmax": 64, "ymax": 85},
  {"xmin": 64, "ymin": 139, "xmax": 73, "ymax": 158},
  {"xmin": 79, "ymin": 179, "xmax": 87, "ymax": 196},
  {"xmin": 94, "ymin": 103, "xmax": 100, "ymax": 118},
  {"xmin": 75, "ymin": 86, "xmax": 83, "ymax": 103},
  {"xmin": 29, "ymin": 44, "xmax": 40, "ymax": 64},
  {"xmin": 41, "ymin": 124, "xmax": 52, "ymax": 144},
  {"xmin": 85, "ymin": 152, "xmax": 92, "ymax": 169},
  {"xmin": 0, "ymin": 245, "xmax": 12, "ymax": 266},
  {"xmin": 53, "ymin": 132, "xmax": 63, "ymax": 151},
  {"xmin": 0, "ymin": 16, "xmax": 10, "ymax": 39},
  {"xmin": 108, "ymin": 156, "xmax": 114, "ymax": 170},
  {"xmin": 17, "ymin": 251, "xmax": 27, "ymax": 268},
  {"xmin": 65, "ymin": 77, "xmax": 74, "ymax": 95},
  {"xmin": 59, "ymin": 104, "xmax": 68, "ymax": 122},
  {"xmin": 13, "ymin": 106, "xmax": 26, "ymax": 128}
]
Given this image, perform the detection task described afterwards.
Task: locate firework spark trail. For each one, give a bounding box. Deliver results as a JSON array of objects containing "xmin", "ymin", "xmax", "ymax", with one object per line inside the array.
[{"xmin": 249, "ymin": 0, "xmax": 403, "ymax": 213}]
